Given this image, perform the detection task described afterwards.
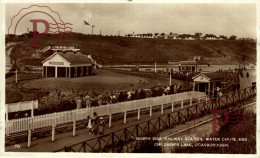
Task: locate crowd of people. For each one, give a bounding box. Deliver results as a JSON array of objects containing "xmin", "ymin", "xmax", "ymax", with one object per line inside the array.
[
  {"xmin": 74, "ymin": 83, "xmax": 191, "ymax": 109},
  {"xmin": 170, "ymin": 71, "xmax": 198, "ymax": 81},
  {"xmin": 36, "ymin": 83, "xmax": 192, "ymax": 115}
]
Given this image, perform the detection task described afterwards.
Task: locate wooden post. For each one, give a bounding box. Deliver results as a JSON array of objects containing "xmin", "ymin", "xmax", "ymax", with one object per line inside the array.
[
  {"xmin": 31, "ymin": 101, "xmax": 34, "ymax": 117},
  {"xmin": 15, "ymin": 68, "xmax": 17, "ymax": 83},
  {"xmin": 73, "ymin": 121, "xmax": 76, "ymax": 136},
  {"xmin": 6, "ymin": 105, "xmax": 9, "ymax": 136},
  {"xmin": 109, "ymin": 113, "xmax": 112, "ymax": 128},
  {"xmin": 124, "ymin": 111, "xmax": 126, "ymax": 124},
  {"xmin": 42, "ymin": 66, "xmax": 44, "ymax": 77},
  {"xmin": 69, "ymin": 67, "xmax": 71, "ymax": 78},
  {"xmin": 171, "ymin": 102, "xmax": 174, "ymax": 112},
  {"xmin": 28, "ymin": 130, "xmax": 31, "ymax": 147},
  {"xmin": 193, "ymin": 82, "xmax": 195, "ymax": 91},
  {"xmin": 65, "ymin": 67, "xmax": 67, "ymax": 78},
  {"xmin": 181, "ymin": 100, "xmax": 184, "ymax": 109},
  {"xmin": 45, "ymin": 66, "xmax": 48, "ymax": 77},
  {"xmin": 52, "ymin": 125, "xmax": 55, "ymax": 141},
  {"xmin": 5, "ymin": 105, "xmax": 8, "ymax": 121},
  {"xmin": 55, "ymin": 66, "xmax": 57, "ymax": 78},
  {"xmin": 137, "ymin": 108, "xmax": 140, "ymax": 120},
  {"xmin": 150, "ymin": 107, "xmax": 152, "ymax": 117},
  {"xmin": 190, "ymin": 98, "xmax": 192, "ymax": 106},
  {"xmin": 161, "ymin": 104, "xmax": 163, "ymax": 114}
]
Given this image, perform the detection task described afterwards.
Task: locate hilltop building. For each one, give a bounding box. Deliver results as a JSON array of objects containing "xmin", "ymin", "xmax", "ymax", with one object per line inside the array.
[{"xmin": 168, "ymin": 56, "xmax": 240, "ymax": 73}]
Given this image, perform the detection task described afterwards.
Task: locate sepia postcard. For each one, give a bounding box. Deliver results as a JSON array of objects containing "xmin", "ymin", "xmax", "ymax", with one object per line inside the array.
[{"xmin": 0, "ymin": 0, "xmax": 259, "ymax": 157}]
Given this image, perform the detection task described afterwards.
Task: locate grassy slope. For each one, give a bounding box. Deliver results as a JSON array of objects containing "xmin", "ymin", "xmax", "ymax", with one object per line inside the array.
[{"xmin": 19, "ymin": 33, "xmax": 256, "ymax": 65}]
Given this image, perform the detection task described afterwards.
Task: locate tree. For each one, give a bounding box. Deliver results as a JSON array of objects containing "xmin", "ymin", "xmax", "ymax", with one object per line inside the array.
[
  {"xmin": 229, "ymin": 35, "xmax": 237, "ymax": 40},
  {"xmin": 219, "ymin": 35, "xmax": 227, "ymax": 40},
  {"xmin": 194, "ymin": 32, "xmax": 202, "ymax": 37},
  {"xmin": 147, "ymin": 33, "xmax": 153, "ymax": 37},
  {"xmin": 194, "ymin": 33, "xmax": 202, "ymax": 40}
]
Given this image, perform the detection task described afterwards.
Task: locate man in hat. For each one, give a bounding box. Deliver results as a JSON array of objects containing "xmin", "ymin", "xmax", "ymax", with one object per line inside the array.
[
  {"xmin": 91, "ymin": 112, "xmax": 99, "ymax": 136},
  {"xmin": 98, "ymin": 117, "xmax": 105, "ymax": 135}
]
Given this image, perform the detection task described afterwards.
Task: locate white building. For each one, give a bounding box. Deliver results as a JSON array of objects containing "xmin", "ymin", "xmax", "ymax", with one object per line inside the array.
[{"xmin": 41, "ymin": 51, "xmax": 93, "ymax": 78}]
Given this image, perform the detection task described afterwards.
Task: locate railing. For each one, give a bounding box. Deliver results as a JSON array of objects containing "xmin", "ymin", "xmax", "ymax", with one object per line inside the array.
[
  {"xmin": 5, "ymin": 91, "xmax": 205, "ymax": 136},
  {"xmin": 6, "ymin": 100, "xmax": 38, "ymax": 114},
  {"xmin": 56, "ymin": 86, "xmax": 256, "ymax": 152}
]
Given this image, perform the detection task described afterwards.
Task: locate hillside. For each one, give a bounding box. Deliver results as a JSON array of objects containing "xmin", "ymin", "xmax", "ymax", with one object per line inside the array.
[{"xmin": 9, "ymin": 33, "xmax": 256, "ymax": 65}]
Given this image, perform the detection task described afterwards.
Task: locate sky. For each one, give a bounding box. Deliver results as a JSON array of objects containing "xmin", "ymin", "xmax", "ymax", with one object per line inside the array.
[{"xmin": 5, "ymin": 3, "xmax": 256, "ymax": 38}]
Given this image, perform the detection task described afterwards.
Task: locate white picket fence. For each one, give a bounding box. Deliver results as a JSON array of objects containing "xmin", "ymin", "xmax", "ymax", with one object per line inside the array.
[{"xmin": 5, "ymin": 91, "xmax": 206, "ymax": 135}]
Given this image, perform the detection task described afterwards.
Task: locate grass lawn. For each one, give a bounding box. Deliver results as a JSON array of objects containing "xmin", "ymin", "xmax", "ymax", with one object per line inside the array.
[
  {"xmin": 5, "ymin": 90, "xmax": 23, "ymax": 104},
  {"xmin": 22, "ymin": 69, "xmax": 147, "ymax": 91}
]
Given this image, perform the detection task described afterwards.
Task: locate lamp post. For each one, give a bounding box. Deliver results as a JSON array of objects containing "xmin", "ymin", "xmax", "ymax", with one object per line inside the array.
[
  {"xmin": 15, "ymin": 68, "xmax": 17, "ymax": 84},
  {"xmin": 169, "ymin": 70, "xmax": 172, "ymax": 85}
]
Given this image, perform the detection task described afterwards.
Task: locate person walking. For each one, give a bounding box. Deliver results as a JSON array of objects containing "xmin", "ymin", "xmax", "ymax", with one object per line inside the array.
[
  {"xmin": 98, "ymin": 117, "xmax": 105, "ymax": 135},
  {"xmin": 86, "ymin": 116, "xmax": 93, "ymax": 135},
  {"xmin": 91, "ymin": 112, "xmax": 99, "ymax": 136}
]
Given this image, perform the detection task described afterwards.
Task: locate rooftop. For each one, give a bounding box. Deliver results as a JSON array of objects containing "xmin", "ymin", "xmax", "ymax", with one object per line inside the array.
[
  {"xmin": 192, "ymin": 72, "xmax": 228, "ymax": 81},
  {"xmin": 57, "ymin": 52, "xmax": 93, "ymax": 65}
]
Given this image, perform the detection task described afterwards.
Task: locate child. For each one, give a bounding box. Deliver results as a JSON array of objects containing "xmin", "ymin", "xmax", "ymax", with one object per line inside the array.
[{"xmin": 87, "ymin": 116, "xmax": 93, "ymax": 135}]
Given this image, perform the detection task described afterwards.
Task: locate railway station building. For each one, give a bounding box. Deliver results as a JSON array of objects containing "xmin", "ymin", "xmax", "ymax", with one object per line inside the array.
[
  {"xmin": 192, "ymin": 72, "xmax": 226, "ymax": 95},
  {"xmin": 41, "ymin": 51, "xmax": 93, "ymax": 78}
]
